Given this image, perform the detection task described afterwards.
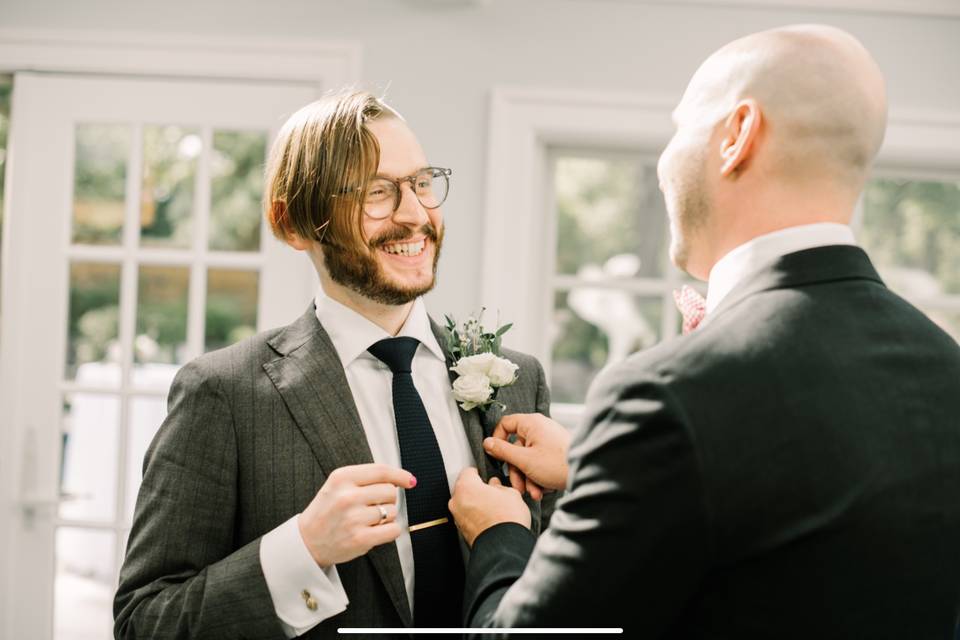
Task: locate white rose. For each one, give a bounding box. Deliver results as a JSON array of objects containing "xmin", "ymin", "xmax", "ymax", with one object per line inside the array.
[
  {"xmin": 452, "ymin": 373, "xmax": 493, "ymax": 410},
  {"xmin": 487, "ymin": 356, "xmax": 519, "ymax": 387},
  {"xmin": 451, "ymin": 352, "xmax": 498, "ymax": 377}
]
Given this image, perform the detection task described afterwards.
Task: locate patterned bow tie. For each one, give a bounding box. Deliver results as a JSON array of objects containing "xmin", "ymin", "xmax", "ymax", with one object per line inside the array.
[{"xmin": 673, "ymin": 285, "xmax": 707, "ymax": 335}]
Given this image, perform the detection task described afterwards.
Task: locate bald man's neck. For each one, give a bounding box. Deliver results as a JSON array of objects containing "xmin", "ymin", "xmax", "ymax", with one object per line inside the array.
[{"xmin": 701, "ymin": 179, "xmax": 859, "ymax": 278}]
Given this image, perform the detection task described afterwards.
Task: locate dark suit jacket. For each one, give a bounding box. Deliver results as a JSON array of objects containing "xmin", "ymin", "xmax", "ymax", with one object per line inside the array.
[
  {"xmin": 465, "ymin": 245, "xmax": 960, "ymax": 639},
  {"xmin": 113, "ymin": 305, "xmax": 554, "ymax": 639}
]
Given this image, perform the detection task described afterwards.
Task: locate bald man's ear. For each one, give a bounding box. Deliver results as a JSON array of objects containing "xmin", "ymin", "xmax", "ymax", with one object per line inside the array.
[{"xmin": 719, "ymin": 99, "xmax": 762, "ymax": 178}]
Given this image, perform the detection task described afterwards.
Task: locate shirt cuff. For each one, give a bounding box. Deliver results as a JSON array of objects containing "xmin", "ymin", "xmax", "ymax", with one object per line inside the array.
[{"xmin": 260, "ymin": 514, "xmax": 349, "ymax": 637}]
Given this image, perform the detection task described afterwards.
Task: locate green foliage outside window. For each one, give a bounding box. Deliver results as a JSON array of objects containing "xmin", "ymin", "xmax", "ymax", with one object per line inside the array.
[
  {"xmin": 862, "ymin": 178, "xmax": 960, "ymax": 295},
  {"xmin": 210, "ymin": 131, "xmax": 266, "ymax": 252},
  {"xmin": 551, "ymin": 156, "xmax": 669, "ymax": 403}
]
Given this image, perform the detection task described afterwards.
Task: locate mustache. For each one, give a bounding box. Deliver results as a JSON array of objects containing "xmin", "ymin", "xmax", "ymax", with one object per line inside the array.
[{"xmin": 369, "ymin": 223, "xmax": 440, "ymax": 249}]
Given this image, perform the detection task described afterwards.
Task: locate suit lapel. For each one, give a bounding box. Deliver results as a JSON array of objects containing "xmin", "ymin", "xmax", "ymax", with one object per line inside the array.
[
  {"xmin": 430, "ymin": 319, "xmax": 495, "ymax": 482},
  {"xmin": 264, "ymin": 306, "xmax": 412, "ymax": 627}
]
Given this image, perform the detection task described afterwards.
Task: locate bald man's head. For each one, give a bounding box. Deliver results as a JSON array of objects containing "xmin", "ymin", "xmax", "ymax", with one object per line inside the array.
[
  {"xmin": 680, "ymin": 25, "xmax": 887, "ymax": 182},
  {"xmin": 658, "ymin": 25, "xmax": 888, "ymax": 278}
]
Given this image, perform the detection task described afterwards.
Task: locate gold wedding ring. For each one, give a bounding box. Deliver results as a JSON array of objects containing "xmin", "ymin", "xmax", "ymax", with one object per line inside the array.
[{"xmin": 408, "ymin": 516, "xmax": 449, "ymax": 533}]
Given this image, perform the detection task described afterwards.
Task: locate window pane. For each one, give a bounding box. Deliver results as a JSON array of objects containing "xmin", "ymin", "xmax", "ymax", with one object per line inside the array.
[
  {"xmin": 72, "ymin": 124, "xmax": 130, "ymax": 245},
  {"xmin": 59, "ymin": 393, "xmax": 120, "ymax": 522},
  {"xmin": 554, "ymin": 155, "xmax": 667, "ymax": 277},
  {"xmin": 551, "ymin": 289, "xmax": 663, "ymax": 403},
  {"xmin": 210, "ymin": 130, "xmax": 267, "ymax": 252},
  {"xmin": 54, "ymin": 527, "xmax": 114, "ymax": 640},
  {"xmin": 125, "ymin": 396, "xmax": 167, "ymax": 523},
  {"xmin": 67, "ymin": 262, "xmax": 121, "ymax": 386},
  {"xmin": 140, "ymin": 125, "xmax": 200, "ymax": 248},
  {"xmin": 861, "ymin": 178, "xmax": 960, "ymax": 295},
  {"xmin": 136, "ymin": 265, "xmax": 189, "ymax": 365},
  {"xmin": 206, "ymin": 268, "xmax": 258, "ymax": 353}
]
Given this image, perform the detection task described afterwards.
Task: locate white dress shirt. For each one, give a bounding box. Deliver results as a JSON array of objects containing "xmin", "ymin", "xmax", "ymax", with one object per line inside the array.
[
  {"xmin": 705, "ymin": 223, "xmax": 857, "ymax": 317},
  {"xmin": 260, "ymin": 293, "xmax": 476, "ymax": 637}
]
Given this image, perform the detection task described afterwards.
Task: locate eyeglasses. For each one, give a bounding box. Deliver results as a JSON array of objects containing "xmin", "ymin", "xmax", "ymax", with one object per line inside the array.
[{"xmin": 336, "ymin": 166, "xmax": 452, "ymax": 220}]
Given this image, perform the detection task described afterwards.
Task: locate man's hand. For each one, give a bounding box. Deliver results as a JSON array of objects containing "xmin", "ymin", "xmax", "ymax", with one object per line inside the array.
[
  {"xmin": 449, "ymin": 467, "xmax": 531, "ymax": 547},
  {"xmin": 484, "ymin": 413, "xmax": 572, "ymax": 499},
  {"xmin": 298, "ymin": 463, "xmax": 416, "ymax": 568}
]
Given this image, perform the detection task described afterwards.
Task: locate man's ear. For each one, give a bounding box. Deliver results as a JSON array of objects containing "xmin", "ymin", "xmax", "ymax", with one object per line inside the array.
[
  {"xmin": 268, "ymin": 200, "xmax": 304, "ymax": 250},
  {"xmin": 269, "ymin": 201, "xmax": 309, "ymax": 250},
  {"xmin": 719, "ymin": 98, "xmax": 762, "ymax": 178},
  {"xmin": 285, "ymin": 231, "xmax": 311, "ymax": 251}
]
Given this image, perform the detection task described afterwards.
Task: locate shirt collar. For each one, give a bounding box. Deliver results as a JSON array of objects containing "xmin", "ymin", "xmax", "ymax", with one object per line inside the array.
[
  {"xmin": 706, "ymin": 223, "xmax": 857, "ymax": 314},
  {"xmin": 314, "ymin": 291, "xmax": 446, "ymax": 368}
]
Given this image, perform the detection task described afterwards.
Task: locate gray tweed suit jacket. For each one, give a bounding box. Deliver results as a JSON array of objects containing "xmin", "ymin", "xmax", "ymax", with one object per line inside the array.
[{"xmin": 113, "ymin": 304, "xmax": 554, "ymax": 639}]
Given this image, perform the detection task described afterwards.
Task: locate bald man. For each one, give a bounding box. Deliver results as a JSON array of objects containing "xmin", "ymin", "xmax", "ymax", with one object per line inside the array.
[{"xmin": 448, "ymin": 25, "xmax": 960, "ymax": 637}]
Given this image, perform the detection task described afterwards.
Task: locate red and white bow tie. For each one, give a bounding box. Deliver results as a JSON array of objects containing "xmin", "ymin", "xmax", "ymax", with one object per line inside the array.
[{"xmin": 673, "ymin": 285, "xmax": 707, "ymax": 335}]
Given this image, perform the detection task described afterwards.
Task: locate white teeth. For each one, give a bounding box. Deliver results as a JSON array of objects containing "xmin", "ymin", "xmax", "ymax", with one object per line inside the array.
[{"xmin": 383, "ymin": 240, "xmax": 425, "ymax": 256}]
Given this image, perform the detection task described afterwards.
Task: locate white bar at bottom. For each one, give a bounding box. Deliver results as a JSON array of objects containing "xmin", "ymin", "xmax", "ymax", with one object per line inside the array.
[{"xmin": 338, "ymin": 629, "xmax": 623, "ymax": 635}]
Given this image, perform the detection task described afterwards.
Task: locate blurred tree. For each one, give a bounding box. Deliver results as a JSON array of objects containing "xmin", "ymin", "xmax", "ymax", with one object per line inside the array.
[
  {"xmin": 862, "ymin": 178, "xmax": 960, "ymax": 295},
  {"xmin": 210, "ymin": 130, "xmax": 266, "ymax": 252},
  {"xmin": 554, "ymin": 156, "xmax": 665, "ymax": 277},
  {"xmin": 551, "ymin": 156, "xmax": 669, "ymax": 403},
  {"xmin": 135, "ymin": 267, "xmax": 189, "ymax": 364},
  {"xmin": 67, "ymin": 264, "xmax": 121, "ymax": 375},
  {"xmin": 205, "ymin": 295, "xmax": 256, "ymax": 353},
  {"xmin": 73, "ymin": 124, "xmax": 130, "ymax": 244},
  {"xmin": 140, "ymin": 125, "xmax": 199, "ymax": 248},
  {"xmin": 205, "ymin": 269, "xmax": 259, "ymax": 353}
]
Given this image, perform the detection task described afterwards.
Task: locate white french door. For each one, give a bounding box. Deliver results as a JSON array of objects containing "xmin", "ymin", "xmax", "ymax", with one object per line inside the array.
[{"xmin": 0, "ymin": 72, "xmax": 318, "ymax": 639}]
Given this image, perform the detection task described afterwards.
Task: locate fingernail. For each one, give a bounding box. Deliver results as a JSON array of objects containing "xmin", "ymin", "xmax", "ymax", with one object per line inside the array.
[
  {"xmin": 409, "ymin": 476, "xmax": 417, "ymax": 488},
  {"xmin": 483, "ymin": 438, "xmax": 494, "ymax": 450}
]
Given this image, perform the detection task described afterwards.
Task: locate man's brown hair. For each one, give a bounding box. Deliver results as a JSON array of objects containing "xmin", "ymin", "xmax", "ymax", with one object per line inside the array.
[{"xmin": 264, "ymin": 90, "xmax": 399, "ymax": 251}]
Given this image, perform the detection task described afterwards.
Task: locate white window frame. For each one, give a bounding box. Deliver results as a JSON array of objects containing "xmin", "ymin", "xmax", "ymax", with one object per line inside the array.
[
  {"xmin": 482, "ymin": 87, "xmax": 960, "ymax": 426},
  {"xmin": 0, "ymin": 28, "xmax": 360, "ymax": 86}
]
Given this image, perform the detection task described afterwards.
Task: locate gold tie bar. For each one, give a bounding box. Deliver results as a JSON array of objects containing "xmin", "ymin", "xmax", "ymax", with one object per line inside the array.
[{"xmin": 408, "ymin": 516, "xmax": 449, "ymax": 533}]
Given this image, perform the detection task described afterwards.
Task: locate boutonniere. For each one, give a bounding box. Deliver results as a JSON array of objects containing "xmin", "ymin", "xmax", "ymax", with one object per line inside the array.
[{"xmin": 444, "ymin": 310, "xmax": 519, "ymax": 412}]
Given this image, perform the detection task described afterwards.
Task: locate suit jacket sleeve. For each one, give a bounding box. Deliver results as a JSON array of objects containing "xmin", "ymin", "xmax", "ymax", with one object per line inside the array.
[
  {"xmin": 114, "ymin": 361, "xmax": 286, "ymax": 640},
  {"xmin": 464, "ymin": 370, "xmax": 711, "ymax": 634},
  {"xmin": 533, "ymin": 357, "xmax": 561, "ymax": 531}
]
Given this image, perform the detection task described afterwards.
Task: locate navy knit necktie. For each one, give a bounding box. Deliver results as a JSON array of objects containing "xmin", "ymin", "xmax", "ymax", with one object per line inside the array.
[{"xmin": 367, "ymin": 337, "xmax": 464, "ymax": 627}]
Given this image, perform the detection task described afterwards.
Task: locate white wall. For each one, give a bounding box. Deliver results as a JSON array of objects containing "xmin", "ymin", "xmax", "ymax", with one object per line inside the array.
[{"xmin": 2, "ymin": 0, "xmax": 958, "ymax": 319}]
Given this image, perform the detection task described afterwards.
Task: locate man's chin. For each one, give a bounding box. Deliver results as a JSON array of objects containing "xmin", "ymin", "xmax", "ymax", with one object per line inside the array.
[
  {"xmin": 384, "ymin": 275, "xmax": 436, "ymax": 301},
  {"xmin": 669, "ymin": 241, "xmax": 688, "ymax": 272},
  {"xmin": 351, "ymin": 273, "xmax": 436, "ymax": 306}
]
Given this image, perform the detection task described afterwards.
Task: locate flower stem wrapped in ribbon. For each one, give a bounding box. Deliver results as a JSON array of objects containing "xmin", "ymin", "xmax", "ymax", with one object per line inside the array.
[{"xmin": 444, "ymin": 310, "xmax": 519, "ymax": 412}]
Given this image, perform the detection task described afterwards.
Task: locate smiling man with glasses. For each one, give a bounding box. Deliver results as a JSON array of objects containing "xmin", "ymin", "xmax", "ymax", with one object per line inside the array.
[{"xmin": 114, "ymin": 90, "xmax": 554, "ymax": 639}]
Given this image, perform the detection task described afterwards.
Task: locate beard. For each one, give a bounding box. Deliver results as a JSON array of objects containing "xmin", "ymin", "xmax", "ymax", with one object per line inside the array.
[
  {"xmin": 323, "ymin": 222, "xmax": 443, "ymax": 306},
  {"xmin": 666, "ymin": 147, "xmax": 711, "ymax": 274}
]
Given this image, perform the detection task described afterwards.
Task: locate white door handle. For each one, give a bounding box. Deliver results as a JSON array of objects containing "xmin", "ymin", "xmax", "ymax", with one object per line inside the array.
[{"xmin": 19, "ymin": 491, "xmax": 88, "ymax": 510}]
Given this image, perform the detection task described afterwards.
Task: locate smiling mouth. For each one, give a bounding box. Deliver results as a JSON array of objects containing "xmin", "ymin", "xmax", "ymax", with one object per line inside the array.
[{"xmin": 381, "ymin": 238, "xmax": 426, "ymax": 257}]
